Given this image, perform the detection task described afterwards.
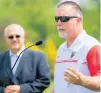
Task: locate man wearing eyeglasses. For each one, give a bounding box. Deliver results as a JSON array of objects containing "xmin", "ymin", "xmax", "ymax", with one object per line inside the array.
[
  {"xmin": 53, "ymin": 1, "xmax": 100, "ymax": 93},
  {"xmin": 0, "ymin": 24, "xmax": 50, "ymax": 93}
]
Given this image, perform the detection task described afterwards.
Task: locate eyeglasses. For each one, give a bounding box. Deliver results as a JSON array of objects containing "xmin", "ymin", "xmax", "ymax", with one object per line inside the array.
[
  {"xmin": 8, "ymin": 35, "xmax": 21, "ymax": 39},
  {"xmin": 55, "ymin": 16, "xmax": 78, "ymax": 22}
]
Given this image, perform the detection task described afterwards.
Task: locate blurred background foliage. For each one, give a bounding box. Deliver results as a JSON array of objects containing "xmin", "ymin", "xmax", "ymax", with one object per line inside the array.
[{"xmin": 0, "ymin": 0, "xmax": 100, "ymax": 92}]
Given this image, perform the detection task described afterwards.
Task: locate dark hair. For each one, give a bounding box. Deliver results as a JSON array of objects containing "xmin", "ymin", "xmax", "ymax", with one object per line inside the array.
[{"xmin": 57, "ymin": 1, "xmax": 83, "ymax": 20}]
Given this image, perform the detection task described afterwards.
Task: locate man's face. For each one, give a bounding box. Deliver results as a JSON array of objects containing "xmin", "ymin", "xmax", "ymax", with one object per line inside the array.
[
  {"xmin": 5, "ymin": 27, "xmax": 25, "ymax": 52},
  {"xmin": 55, "ymin": 6, "xmax": 79, "ymax": 38}
]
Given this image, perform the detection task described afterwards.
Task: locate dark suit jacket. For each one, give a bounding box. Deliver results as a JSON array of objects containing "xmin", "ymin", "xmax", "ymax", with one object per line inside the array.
[{"xmin": 0, "ymin": 49, "xmax": 50, "ymax": 93}]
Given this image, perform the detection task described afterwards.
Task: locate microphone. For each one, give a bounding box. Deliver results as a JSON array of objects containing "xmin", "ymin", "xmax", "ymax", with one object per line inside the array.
[
  {"xmin": 35, "ymin": 40, "xmax": 43, "ymax": 45},
  {"xmin": 3, "ymin": 40, "xmax": 43, "ymax": 88}
]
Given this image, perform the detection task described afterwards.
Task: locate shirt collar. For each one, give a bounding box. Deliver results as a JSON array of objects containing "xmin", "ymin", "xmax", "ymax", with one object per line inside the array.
[
  {"xmin": 63, "ymin": 30, "xmax": 87, "ymax": 52},
  {"xmin": 9, "ymin": 45, "xmax": 25, "ymax": 57}
]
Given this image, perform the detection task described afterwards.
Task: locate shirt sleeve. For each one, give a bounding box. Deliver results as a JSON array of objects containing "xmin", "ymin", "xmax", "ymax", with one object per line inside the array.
[{"xmin": 87, "ymin": 45, "xmax": 101, "ymax": 76}]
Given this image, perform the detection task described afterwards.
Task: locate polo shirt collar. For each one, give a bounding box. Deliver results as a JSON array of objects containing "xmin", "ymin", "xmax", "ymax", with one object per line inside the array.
[{"xmin": 63, "ymin": 30, "xmax": 87, "ymax": 52}]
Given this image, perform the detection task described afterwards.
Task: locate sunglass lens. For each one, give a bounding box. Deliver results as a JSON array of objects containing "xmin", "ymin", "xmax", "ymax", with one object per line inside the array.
[
  {"xmin": 55, "ymin": 16, "xmax": 70, "ymax": 22},
  {"xmin": 8, "ymin": 36, "xmax": 13, "ymax": 39},
  {"xmin": 16, "ymin": 35, "xmax": 20, "ymax": 38},
  {"xmin": 8, "ymin": 35, "xmax": 21, "ymax": 39},
  {"xmin": 61, "ymin": 17, "xmax": 69, "ymax": 22},
  {"xmin": 55, "ymin": 16, "xmax": 60, "ymax": 22}
]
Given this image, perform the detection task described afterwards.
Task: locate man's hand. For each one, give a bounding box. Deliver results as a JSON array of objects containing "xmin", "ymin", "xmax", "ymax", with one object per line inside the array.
[
  {"xmin": 4, "ymin": 85, "xmax": 21, "ymax": 93},
  {"xmin": 64, "ymin": 66, "xmax": 100, "ymax": 91},
  {"xmin": 64, "ymin": 66, "xmax": 83, "ymax": 85}
]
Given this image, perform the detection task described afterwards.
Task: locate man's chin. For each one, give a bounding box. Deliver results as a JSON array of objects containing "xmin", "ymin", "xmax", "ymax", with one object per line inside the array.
[
  {"xmin": 58, "ymin": 32, "xmax": 67, "ymax": 38},
  {"xmin": 11, "ymin": 47, "xmax": 20, "ymax": 51}
]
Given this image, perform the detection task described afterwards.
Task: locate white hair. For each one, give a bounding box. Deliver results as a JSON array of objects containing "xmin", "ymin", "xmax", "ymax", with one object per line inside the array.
[
  {"xmin": 4, "ymin": 24, "xmax": 25, "ymax": 36},
  {"xmin": 57, "ymin": 1, "xmax": 83, "ymax": 20}
]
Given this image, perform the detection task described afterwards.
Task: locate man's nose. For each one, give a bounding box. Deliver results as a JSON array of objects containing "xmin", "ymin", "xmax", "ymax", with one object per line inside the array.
[
  {"xmin": 12, "ymin": 37, "xmax": 17, "ymax": 40},
  {"xmin": 56, "ymin": 20, "xmax": 63, "ymax": 26}
]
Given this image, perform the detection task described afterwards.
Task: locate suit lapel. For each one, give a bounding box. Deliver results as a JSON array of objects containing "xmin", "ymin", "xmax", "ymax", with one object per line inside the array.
[
  {"xmin": 2, "ymin": 51, "xmax": 14, "ymax": 86},
  {"xmin": 15, "ymin": 50, "xmax": 30, "ymax": 77},
  {"xmin": 4, "ymin": 51, "xmax": 13, "ymax": 78}
]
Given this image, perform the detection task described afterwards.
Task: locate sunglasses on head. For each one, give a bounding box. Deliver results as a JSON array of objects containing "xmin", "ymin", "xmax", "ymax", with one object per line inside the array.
[
  {"xmin": 8, "ymin": 35, "xmax": 21, "ymax": 39},
  {"xmin": 55, "ymin": 16, "xmax": 78, "ymax": 22}
]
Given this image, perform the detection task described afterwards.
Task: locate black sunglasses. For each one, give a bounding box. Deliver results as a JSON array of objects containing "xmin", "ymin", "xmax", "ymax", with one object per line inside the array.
[
  {"xmin": 8, "ymin": 35, "xmax": 21, "ymax": 39},
  {"xmin": 55, "ymin": 16, "xmax": 78, "ymax": 22}
]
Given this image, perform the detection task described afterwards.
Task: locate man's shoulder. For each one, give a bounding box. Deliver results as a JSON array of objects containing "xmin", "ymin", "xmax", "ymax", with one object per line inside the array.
[
  {"xmin": 0, "ymin": 51, "xmax": 8, "ymax": 56},
  {"xmin": 84, "ymin": 35, "xmax": 100, "ymax": 47},
  {"xmin": 83, "ymin": 35, "xmax": 100, "ymax": 53},
  {"xmin": 0, "ymin": 51, "xmax": 9, "ymax": 60},
  {"xmin": 27, "ymin": 49, "xmax": 45, "ymax": 57},
  {"xmin": 26, "ymin": 49, "xmax": 47, "ymax": 62}
]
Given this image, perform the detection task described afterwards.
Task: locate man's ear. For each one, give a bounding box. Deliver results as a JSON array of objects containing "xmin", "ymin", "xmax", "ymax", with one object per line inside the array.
[
  {"xmin": 77, "ymin": 17, "xmax": 80, "ymax": 21},
  {"xmin": 76, "ymin": 18, "xmax": 82, "ymax": 25}
]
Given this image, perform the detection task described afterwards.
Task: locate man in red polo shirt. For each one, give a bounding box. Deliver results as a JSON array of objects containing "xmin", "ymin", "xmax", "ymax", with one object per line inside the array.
[{"xmin": 52, "ymin": 1, "xmax": 100, "ymax": 93}]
